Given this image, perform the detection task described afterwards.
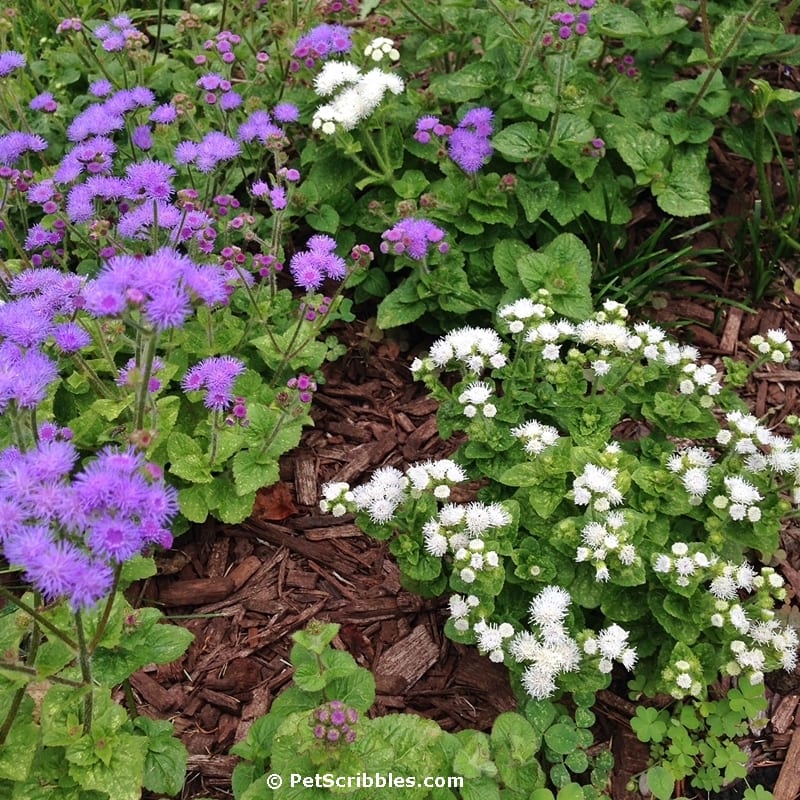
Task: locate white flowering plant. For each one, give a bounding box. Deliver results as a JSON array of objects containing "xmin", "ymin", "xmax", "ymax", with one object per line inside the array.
[{"xmin": 323, "ymin": 291, "xmax": 799, "ymax": 706}]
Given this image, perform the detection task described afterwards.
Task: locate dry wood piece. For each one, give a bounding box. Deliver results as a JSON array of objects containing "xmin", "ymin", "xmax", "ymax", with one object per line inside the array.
[
  {"xmin": 159, "ymin": 576, "xmax": 235, "ymax": 606},
  {"xmin": 186, "ymin": 754, "xmax": 239, "ymax": 779},
  {"xmin": 773, "ymin": 725, "xmax": 800, "ymax": 800},
  {"xmin": 772, "ymin": 695, "xmax": 800, "ymax": 735},
  {"xmin": 293, "ymin": 453, "xmax": 320, "ymax": 506},
  {"xmin": 130, "ymin": 670, "xmax": 178, "ymax": 713},
  {"xmin": 376, "ymin": 624, "xmax": 439, "ymax": 689},
  {"xmin": 719, "ymin": 307, "xmax": 744, "ymax": 355},
  {"xmin": 227, "ymin": 555, "xmax": 263, "ymax": 590}
]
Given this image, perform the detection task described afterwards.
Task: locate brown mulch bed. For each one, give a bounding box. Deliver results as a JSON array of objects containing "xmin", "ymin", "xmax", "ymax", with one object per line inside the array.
[{"xmin": 131, "ymin": 283, "xmax": 800, "ymax": 800}]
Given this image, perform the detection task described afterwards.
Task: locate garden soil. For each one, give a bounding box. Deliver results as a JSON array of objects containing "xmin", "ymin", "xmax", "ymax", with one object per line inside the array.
[{"xmin": 136, "ymin": 272, "xmax": 800, "ymax": 800}]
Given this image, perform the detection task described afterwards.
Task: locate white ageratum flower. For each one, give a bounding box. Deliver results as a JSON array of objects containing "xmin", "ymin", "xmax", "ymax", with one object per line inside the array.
[
  {"xmin": 350, "ymin": 466, "xmax": 408, "ymax": 523},
  {"xmin": 529, "ymin": 586, "xmax": 571, "ymax": 630},
  {"xmin": 573, "ymin": 463, "xmax": 623, "ymax": 509},
  {"xmin": 364, "ymin": 36, "xmax": 400, "ymax": 61},
  {"xmin": 312, "ymin": 63, "xmax": 404, "ymax": 132},
  {"xmin": 511, "ymin": 418, "xmax": 560, "ymax": 455},
  {"xmin": 319, "ymin": 481, "xmax": 354, "ymax": 515},
  {"xmin": 426, "ymin": 326, "xmax": 505, "ymax": 372}
]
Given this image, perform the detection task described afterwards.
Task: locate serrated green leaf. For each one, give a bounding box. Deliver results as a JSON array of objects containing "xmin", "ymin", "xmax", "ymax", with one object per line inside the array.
[{"xmin": 232, "ymin": 450, "xmax": 279, "ymax": 496}]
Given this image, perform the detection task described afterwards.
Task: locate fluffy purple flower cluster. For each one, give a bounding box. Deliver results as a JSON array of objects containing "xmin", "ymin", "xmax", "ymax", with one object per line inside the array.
[
  {"xmin": 380, "ymin": 218, "xmax": 448, "ymax": 260},
  {"xmin": 414, "ymin": 108, "xmax": 494, "ymax": 174},
  {"xmin": 196, "ymin": 72, "xmax": 242, "ymax": 111},
  {"xmin": 290, "ymin": 24, "xmax": 352, "ymax": 71},
  {"xmin": 0, "ymin": 439, "xmax": 177, "ymax": 609},
  {"xmin": 174, "ymin": 131, "xmax": 241, "ymax": 173},
  {"xmin": 30, "ymin": 92, "xmax": 58, "ymax": 113},
  {"xmin": 544, "ymin": 0, "xmax": 596, "ymax": 43},
  {"xmin": 82, "ymin": 248, "xmax": 230, "ymax": 331},
  {"xmin": 92, "ymin": 15, "xmax": 141, "ymax": 52},
  {"xmin": 311, "ymin": 700, "xmax": 358, "ymax": 744},
  {"xmin": 0, "ymin": 131, "xmax": 48, "ymax": 167},
  {"xmin": 0, "ymin": 50, "xmax": 25, "ymax": 78},
  {"xmin": 181, "ymin": 356, "xmax": 246, "ymax": 412},
  {"xmin": 289, "ymin": 235, "xmax": 347, "ymax": 291}
]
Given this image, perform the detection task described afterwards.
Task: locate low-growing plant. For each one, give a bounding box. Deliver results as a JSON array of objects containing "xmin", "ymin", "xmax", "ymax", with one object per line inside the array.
[
  {"xmin": 322, "ymin": 289, "xmax": 799, "ymax": 710},
  {"xmin": 632, "ymin": 679, "xmax": 770, "ymax": 798},
  {"xmin": 231, "ymin": 620, "xmax": 614, "ymax": 800}
]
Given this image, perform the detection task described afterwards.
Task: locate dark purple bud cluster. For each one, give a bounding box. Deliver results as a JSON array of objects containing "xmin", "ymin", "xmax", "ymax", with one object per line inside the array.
[{"xmin": 310, "ymin": 700, "xmax": 358, "ymax": 744}]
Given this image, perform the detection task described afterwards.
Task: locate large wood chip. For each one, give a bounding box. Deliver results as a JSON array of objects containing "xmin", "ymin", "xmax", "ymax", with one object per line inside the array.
[
  {"xmin": 376, "ymin": 625, "xmax": 439, "ymax": 689},
  {"xmin": 774, "ymin": 726, "xmax": 800, "ymax": 800}
]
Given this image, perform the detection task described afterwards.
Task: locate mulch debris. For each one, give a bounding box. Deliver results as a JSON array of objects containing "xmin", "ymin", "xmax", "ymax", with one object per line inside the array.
[{"xmin": 135, "ymin": 292, "xmax": 800, "ymax": 799}]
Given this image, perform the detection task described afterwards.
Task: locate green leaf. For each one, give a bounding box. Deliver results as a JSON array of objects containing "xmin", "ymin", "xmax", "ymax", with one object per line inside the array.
[
  {"xmin": 652, "ymin": 145, "xmax": 711, "ymax": 217},
  {"xmin": 134, "ymin": 716, "xmax": 188, "ymax": 796},
  {"xmin": 517, "ymin": 233, "xmax": 593, "ymax": 319},
  {"xmin": 66, "ymin": 732, "xmax": 148, "ymax": 800},
  {"xmin": 604, "ymin": 119, "xmax": 669, "ymax": 181},
  {"xmin": 393, "ymin": 169, "xmax": 429, "ymax": 198},
  {"xmin": 232, "ymin": 449, "xmax": 280, "ymax": 497},
  {"xmin": 645, "ymin": 765, "xmax": 675, "ymax": 800},
  {"xmin": 0, "ymin": 695, "xmax": 38, "ymax": 782},
  {"xmin": 492, "ymin": 122, "xmax": 539, "ymax": 160},
  {"xmin": 516, "ymin": 179, "xmax": 560, "ymax": 223},
  {"xmin": 491, "ymin": 713, "xmax": 544, "ymax": 792},
  {"xmin": 178, "ymin": 483, "xmax": 210, "ymax": 523},
  {"xmin": 377, "ymin": 278, "xmax": 428, "ymax": 329},
  {"xmin": 594, "ymin": 5, "xmax": 648, "ymax": 36},
  {"xmin": 429, "ymin": 61, "xmax": 496, "ymax": 102},
  {"xmin": 306, "ymin": 203, "xmax": 340, "ymax": 233},
  {"xmin": 544, "ymin": 722, "xmax": 580, "ymax": 755},
  {"xmin": 167, "ymin": 431, "xmax": 212, "ymax": 484}
]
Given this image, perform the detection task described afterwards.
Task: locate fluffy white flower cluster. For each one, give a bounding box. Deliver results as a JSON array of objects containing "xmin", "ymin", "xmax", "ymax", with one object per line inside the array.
[
  {"xmin": 723, "ymin": 607, "xmax": 798, "ymax": 684},
  {"xmin": 319, "ymin": 481, "xmax": 354, "ymax": 517},
  {"xmin": 458, "ymin": 381, "xmax": 497, "ymax": 419},
  {"xmin": 422, "ymin": 501, "xmax": 509, "ymax": 583},
  {"xmin": 652, "ymin": 542, "xmax": 717, "ymax": 587},
  {"xmin": 473, "ymin": 619, "xmax": 515, "ymax": 663},
  {"xmin": 405, "ymin": 459, "xmax": 466, "ymax": 500},
  {"xmin": 664, "ymin": 658, "xmax": 704, "ymax": 699},
  {"xmin": 575, "ymin": 510, "xmax": 638, "ymax": 582},
  {"xmin": 498, "ymin": 295, "xmax": 551, "ymax": 334},
  {"xmin": 677, "ymin": 362, "xmax": 722, "ymax": 404},
  {"xmin": 572, "ymin": 462, "xmax": 623, "ymax": 512},
  {"xmin": 364, "ymin": 36, "xmax": 400, "ymax": 62},
  {"xmin": 750, "ymin": 329, "xmax": 793, "ymax": 364},
  {"xmin": 524, "ymin": 319, "xmax": 576, "ymax": 361},
  {"xmin": 712, "ymin": 475, "xmax": 764, "ymax": 522},
  {"xmin": 422, "ymin": 326, "xmax": 507, "ymax": 373},
  {"xmin": 583, "ymin": 623, "xmax": 638, "ymax": 673},
  {"xmin": 666, "ymin": 446, "xmax": 715, "ymax": 504},
  {"xmin": 511, "ymin": 418, "xmax": 560, "ymax": 455},
  {"xmin": 717, "ymin": 410, "xmax": 773, "ymax": 456},
  {"xmin": 448, "ymin": 592, "xmax": 481, "ymax": 632},
  {"xmin": 511, "ymin": 586, "xmax": 581, "ymax": 699},
  {"xmin": 312, "ymin": 61, "xmax": 404, "ymax": 133},
  {"xmin": 349, "ymin": 466, "xmax": 409, "ymax": 522}
]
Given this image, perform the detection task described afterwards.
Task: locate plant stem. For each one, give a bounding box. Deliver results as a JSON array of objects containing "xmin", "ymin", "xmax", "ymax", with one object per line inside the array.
[
  {"xmin": 0, "ymin": 623, "xmax": 40, "ymax": 746},
  {"xmin": 74, "ymin": 611, "xmax": 94, "ymax": 734},
  {"xmin": 687, "ymin": 0, "xmax": 767, "ymax": 116},
  {"xmin": 133, "ymin": 330, "xmax": 159, "ymax": 432},
  {"xmin": 531, "ymin": 49, "xmax": 569, "ymax": 176},
  {"xmin": 88, "ymin": 565, "xmax": 121, "ymax": 654}
]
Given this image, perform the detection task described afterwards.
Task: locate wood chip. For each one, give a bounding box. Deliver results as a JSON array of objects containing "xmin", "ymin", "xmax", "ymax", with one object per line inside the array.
[
  {"xmin": 774, "ymin": 726, "xmax": 800, "ymax": 800},
  {"xmin": 130, "ymin": 670, "xmax": 178, "ymax": 712},
  {"xmin": 772, "ymin": 695, "xmax": 800, "ymax": 735},
  {"xmin": 376, "ymin": 625, "xmax": 439, "ymax": 689},
  {"xmin": 159, "ymin": 576, "xmax": 235, "ymax": 606}
]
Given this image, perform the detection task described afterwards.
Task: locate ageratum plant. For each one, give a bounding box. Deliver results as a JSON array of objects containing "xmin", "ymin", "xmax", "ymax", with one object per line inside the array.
[
  {"xmin": 323, "ymin": 289, "xmax": 799, "ymax": 707},
  {"xmin": 0, "ymin": 15, "xmax": 374, "ymax": 525}
]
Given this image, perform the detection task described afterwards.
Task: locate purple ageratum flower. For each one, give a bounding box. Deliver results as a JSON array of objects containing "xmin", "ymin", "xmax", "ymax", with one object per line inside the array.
[
  {"xmin": 177, "ymin": 132, "xmax": 240, "ymax": 173},
  {"xmin": 181, "ymin": 356, "xmax": 246, "ymax": 411},
  {"xmin": 448, "ymin": 107, "xmax": 494, "ymax": 174},
  {"xmin": 83, "ymin": 248, "xmax": 227, "ymax": 330},
  {"xmin": 150, "ymin": 103, "xmax": 178, "ymax": 124},
  {"xmin": 30, "ymin": 92, "xmax": 58, "ymax": 113},
  {"xmin": 123, "ymin": 159, "xmax": 175, "ymax": 201},
  {"xmin": 220, "ymin": 91, "xmax": 243, "ymax": 112},
  {"xmin": 292, "ymin": 24, "xmax": 352, "ymax": 68},
  {"xmin": 289, "ymin": 235, "xmax": 347, "ymax": 290},
  {"xmin": 237, "ymin": 110, "xmax": 284, "ymax": 145},
  {"xmin": 269, "ymin": 186, "xmax": 287, "ymax": 210},
  {"xmin": 380, "ymin": 218, "xmax": 448, "ymax": 260},
  {"xmin": 0, "ymin": 132, "xmax": 48, "ymax": 167},
  {"xmin": 0, "ymin": 342, "xmax": 59, "ymax": 412},
  {"xmin": 89, "ymin": 79, "xmax": 113, "ymax": 98},
  {"xmin": 66, "ymin": 103, "xmax": 125, "ymax": 142},
  {"xmin": 0, "ymin": 51, "xmax": 26, "ymax": 77},
  {"xmin": 53, "ymin": 322, "xmax": 92, "ymax": 353},
  {"xmin": 0, "ymin": 441, "xmax": 178, "ymax": 608},
  {"xmin": 272, "ymin": 103, "xmax": 300, "ymax": 123},
  {"xmin": 132, "ymin": 124, "xmax": 153, "ymax": 150},
  {"xmin": 0, "ymin": 297, "xmax": 55, "ymax": 347},
  {"xmin": 24, "ymin": 223, "xmax": 62, "ymax": 252}
]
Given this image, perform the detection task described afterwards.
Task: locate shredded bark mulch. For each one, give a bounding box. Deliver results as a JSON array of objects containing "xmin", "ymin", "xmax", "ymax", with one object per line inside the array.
[{"xmin": 130, "ymin": 282, "xmax": 800, "ymax": 800}]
